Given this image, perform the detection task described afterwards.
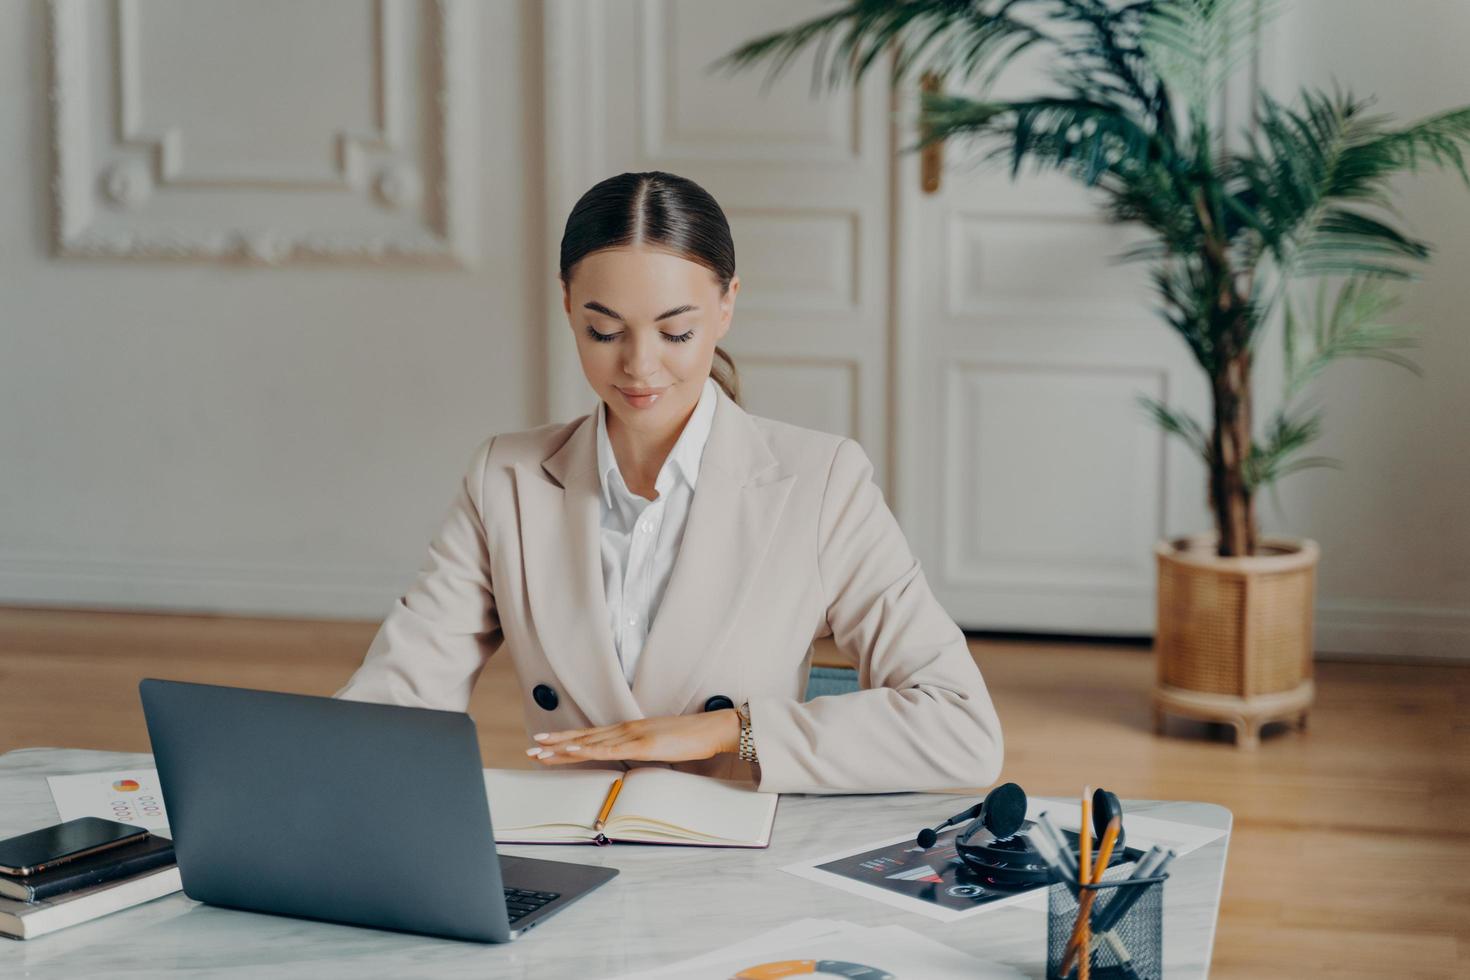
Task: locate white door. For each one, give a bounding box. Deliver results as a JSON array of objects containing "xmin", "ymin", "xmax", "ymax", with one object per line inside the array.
[{"xmin": 890, "ymin": 53, "xmax": 1217, "ymax": 635}]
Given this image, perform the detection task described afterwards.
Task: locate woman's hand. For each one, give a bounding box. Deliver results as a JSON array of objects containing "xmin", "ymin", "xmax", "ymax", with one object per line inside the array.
[{"xmin": 526, "ymin": 710, "xmax": 740, "ymax": 766}]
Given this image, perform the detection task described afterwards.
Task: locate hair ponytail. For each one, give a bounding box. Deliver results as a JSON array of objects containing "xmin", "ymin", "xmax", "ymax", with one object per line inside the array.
[{"xmin": 710, "ymin": 346, "xmax": 740, "ymax": 405}]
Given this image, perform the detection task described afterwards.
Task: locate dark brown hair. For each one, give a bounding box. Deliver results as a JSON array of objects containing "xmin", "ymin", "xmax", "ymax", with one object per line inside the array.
[{"xmin": 559, "ymin": 171, "xmax": 740, "ymax": 405}]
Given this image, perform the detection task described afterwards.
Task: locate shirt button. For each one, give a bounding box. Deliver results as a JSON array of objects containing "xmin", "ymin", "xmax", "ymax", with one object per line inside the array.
[
  {"xmin": 639, "ymin": 520, "xmax": 652, "ymax": 533},
  {"xmin": 627, "ymin": 615, "xmax": 638, "ymax": 625}
]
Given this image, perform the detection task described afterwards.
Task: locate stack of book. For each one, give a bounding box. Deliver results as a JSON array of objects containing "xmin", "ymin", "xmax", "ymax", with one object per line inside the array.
[{"xmin": 0, "ymin": 834, "xmax": 180, "ymax": 940}]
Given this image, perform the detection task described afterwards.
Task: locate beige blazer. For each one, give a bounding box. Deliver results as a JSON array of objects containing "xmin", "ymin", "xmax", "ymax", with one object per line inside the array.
[{"xmin": 334, "ymin": 385, "xmax": 1003, "ymax": 795}]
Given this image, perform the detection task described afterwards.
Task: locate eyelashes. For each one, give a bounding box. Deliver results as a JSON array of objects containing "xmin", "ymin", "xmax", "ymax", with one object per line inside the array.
[{"xmin": 585, "ymin": 325, "xmax": 695, "ymax": 344}]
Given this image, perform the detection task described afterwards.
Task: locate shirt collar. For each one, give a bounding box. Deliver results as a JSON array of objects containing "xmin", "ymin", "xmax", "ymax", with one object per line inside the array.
[{"xmin": 595, "ymin": 376, "xmax": 719, "ymax": 508}]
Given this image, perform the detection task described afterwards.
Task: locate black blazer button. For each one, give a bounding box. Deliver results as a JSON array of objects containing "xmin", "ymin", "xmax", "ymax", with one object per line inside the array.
[
  {"xmin": 703, "ymin": 694, "xmax": 734, "ymax": 712},
  {"xmin": 533, "ymin": 684, "xmax": 559, "ymax": 711}
]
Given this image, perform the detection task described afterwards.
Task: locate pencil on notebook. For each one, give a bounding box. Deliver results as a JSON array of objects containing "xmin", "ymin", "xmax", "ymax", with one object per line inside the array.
[{"xmin": 592, "ymin": 776, "xmax": 623, "ymax": 832}]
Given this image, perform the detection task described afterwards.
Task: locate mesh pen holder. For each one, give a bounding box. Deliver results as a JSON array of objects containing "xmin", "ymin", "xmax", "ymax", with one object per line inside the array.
[{"xmin": 1046, "ymin": 864, "xmax": 1167, "ymax": 980}]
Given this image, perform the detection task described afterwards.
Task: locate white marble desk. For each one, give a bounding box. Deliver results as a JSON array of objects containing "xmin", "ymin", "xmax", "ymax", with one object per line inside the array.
[{"xmin": 0, "ymin": 748, "xmax": 1231, "ymax": 979}]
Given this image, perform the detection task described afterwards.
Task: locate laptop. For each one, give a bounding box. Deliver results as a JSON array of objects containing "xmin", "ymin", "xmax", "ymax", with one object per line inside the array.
[{"xmin": 138, "ymin": 678, "xmax": 617, "ymax": 943}]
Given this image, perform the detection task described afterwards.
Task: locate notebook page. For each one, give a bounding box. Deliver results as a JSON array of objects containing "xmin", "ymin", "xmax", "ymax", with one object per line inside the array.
[
  {"xmin": 611, "ymin": 769, "xmax": 775, "ymax": 844},
  {"xmin": 483, "ymin": 768, "xmax": 625, "ymax": 832}
]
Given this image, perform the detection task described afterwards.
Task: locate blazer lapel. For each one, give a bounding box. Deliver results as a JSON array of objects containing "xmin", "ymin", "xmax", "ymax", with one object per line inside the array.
[
  {"xmin": 630, "ymin": 387, "xmax": 796, "ymax": 714},
  {"xmin": 513, "ymin": 417, "xmax": 645, "ymax": 727}
]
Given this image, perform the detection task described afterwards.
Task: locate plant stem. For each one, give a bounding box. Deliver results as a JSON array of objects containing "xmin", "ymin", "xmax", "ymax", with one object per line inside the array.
[{"xmin": 1210, "ymin": 348, "xmax": 1257, "ymax": 556}]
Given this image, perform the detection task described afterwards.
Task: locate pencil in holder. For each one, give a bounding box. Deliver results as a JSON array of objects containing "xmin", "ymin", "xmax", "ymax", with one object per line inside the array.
[{"xmin": 1046, "ymin": 864, "xmax": 1167, "ymax": 980}]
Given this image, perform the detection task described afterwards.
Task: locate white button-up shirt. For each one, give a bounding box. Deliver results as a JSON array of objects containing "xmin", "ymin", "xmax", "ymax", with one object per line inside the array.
[{"xmin": 595, "ymin": 376, "xmax": 719, "ymax": 686}]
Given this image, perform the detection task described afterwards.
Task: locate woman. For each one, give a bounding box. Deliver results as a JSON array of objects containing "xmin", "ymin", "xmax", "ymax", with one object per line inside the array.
[{"xmin": 335, "ymin": 171, "xmax": 1003, "ymax": 795}]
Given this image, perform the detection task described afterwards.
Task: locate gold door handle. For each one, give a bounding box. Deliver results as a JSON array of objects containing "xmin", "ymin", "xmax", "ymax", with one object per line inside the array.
[{"xmin": 920, "ymin": 70, "xmax": 943, "ymax": 194}]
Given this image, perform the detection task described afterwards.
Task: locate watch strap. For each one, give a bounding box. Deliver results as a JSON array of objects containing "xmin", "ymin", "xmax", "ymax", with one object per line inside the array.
[{"xmin": 736, "ymin": 700, "xmax": 758, "ymax": 763}]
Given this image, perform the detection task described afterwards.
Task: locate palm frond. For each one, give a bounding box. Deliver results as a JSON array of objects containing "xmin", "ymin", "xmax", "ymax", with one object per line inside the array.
[
  {"xmin": 1283, "ymin": 274, "xmax": 1421, "ymax": 401},
  {"xmin": 1043, "ymin": 0, "xmax": 1176, "ymax": 141},
  {"xmin": 1244, "ymin": 407, "xmax": 1339, "ymax": 492},
  {"xmin": 1148, "ymin": 253, "xmax": 1262, "ymax": 371},
  {"xmin": 1113, "ymin": 239, "xmax": 1173, "ymax": 264},
  {"xmin": 1138, "ymin": 394, "xmax": 1210, "ymax": 460},
  {"xmin": 1370, "ymin": 105, "xmax": 1470, "ymax": 188},
  {"xmin": 707, "ymin": 0, "xmax": 1052, "ymax": 97},
  {"xmin": 909, "ymin": 92, "xmax": 1162, "ymax": 190},
  {"xmin": 1293, "ymin": 207, "xmax": 1431, "ymax": 278},
  {"xmin": 1148, "ymin": 260, "xmax": 1219, "ymax": 369},
  {"xmin": 1139, "ymin": 0, "xmax": 1282, "ymax": 117},
  {"xmin": 1228, "ymin": 84, "xmax": 1444, "ymax": 342},
  {"xmin": 1101, "ymin": 163, "xmax": 1203, "ymax": 255},
  {"xmin": 1231, "ymin": 86, "xmax": 1467, "ymax": 281},
  {"xmin": 1229, "ymin": 87, "xmax": 1386, "ymax": 270}
]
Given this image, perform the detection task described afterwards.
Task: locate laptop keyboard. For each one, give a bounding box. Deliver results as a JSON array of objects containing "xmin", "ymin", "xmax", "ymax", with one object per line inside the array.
[{"xmin": 504, "ymin": 887, "xmax": 560, "ymax": 922}]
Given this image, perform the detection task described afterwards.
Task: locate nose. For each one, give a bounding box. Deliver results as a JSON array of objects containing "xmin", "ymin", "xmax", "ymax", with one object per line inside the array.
[{"xmin": 622, "ymin": 330, "xmax": 660, "ymax": 381}]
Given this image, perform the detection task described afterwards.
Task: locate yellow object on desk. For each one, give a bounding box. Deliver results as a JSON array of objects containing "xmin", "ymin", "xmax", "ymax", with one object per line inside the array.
[
  {"xmin": 593, "ymin": 776, "xmax": 623, "ymax": 833},
  {"xmin": 1064, "ymin": 814, "xmax": 1122, "ymax": 977},
  {"xmin": 1079, "ymin": 787, "xmax": 1092, "ymax": 980}
]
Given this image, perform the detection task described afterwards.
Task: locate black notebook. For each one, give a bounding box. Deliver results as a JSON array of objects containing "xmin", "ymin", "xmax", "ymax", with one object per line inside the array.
[{"xmin": 0, "ymin": 833, "xmax": 175, "ymax": 902}]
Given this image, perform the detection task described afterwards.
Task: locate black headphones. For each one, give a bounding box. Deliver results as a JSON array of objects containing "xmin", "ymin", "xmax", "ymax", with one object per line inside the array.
[{"xmin": 916, "ymin": 782, "xmax": 1127, "ymax": 886}]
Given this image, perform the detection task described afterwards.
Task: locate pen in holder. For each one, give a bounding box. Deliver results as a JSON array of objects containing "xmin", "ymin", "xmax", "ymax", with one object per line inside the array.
[{"xmin": 1046, "ymin": 862, "xmax": 1167, "ymax": 980}]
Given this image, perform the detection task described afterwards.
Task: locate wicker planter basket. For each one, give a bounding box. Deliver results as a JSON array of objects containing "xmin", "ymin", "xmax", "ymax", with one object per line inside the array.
[{"xmin": 1152, "ymin": 533, "xmax": 1319, "ymax": 749}]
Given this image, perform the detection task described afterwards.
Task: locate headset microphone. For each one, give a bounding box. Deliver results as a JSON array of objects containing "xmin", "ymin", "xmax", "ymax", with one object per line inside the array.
[
  {"xmin": 916, "ymin": 802, "xmax": 982, "ymax": 849},
  {"xmin": 916, "ymin": 782, "xmax": 1026, "ymax": 849}
]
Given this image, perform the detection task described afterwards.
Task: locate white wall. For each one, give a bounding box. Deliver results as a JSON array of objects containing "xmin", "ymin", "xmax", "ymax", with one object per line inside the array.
[
  {"xmin": 1262, "ymin": 0, "xmax": 1470, "ymax": 658},
  {"xmin": 0, "ymin": 0, "xmax": 1466, "ymax": 660},
  {"xmin": 0, "ymin": 0, "xmax": 547, "ymax": 618}
]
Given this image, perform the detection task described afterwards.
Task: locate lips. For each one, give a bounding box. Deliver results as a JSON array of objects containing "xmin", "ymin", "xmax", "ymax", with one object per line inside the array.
[{"xmin": 617, "ymin": 385, "xmax": 668, "ymax": 409}]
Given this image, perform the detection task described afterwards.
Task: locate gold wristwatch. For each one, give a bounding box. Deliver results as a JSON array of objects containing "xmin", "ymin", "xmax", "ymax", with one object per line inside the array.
[{"xmin": 735, "ymin": 700, "xmax": 758, "ymax": 763}]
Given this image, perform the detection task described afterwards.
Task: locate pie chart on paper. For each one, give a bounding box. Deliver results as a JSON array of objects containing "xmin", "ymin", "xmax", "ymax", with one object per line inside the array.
[{"xmin": 732, "ymin": 961, "xmax": 895, "ymax": 979}]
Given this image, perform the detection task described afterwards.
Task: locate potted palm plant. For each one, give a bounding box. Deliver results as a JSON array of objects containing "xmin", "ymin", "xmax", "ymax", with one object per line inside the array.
[{"xmin": 717, "ymin": 0, "xmax": 1470, "ymax": 747}]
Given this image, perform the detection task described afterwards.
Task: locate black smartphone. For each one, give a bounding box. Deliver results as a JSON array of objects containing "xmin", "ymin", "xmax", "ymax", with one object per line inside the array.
[{"xmin": 0, "ymin": 817, "xmax": 149, "ymax": 877}]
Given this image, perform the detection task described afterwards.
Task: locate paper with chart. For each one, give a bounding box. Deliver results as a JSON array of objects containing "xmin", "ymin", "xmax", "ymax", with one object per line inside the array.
[
  {"xmin": 601, "ymin": 917, "xmax": 1024, "ymax": 979},
  {"xmin": 782, "ymin": 797, "xmax": 1228, "ymax": 922},
  {"xmin": 47, "ymin": 768, "xmax": 172, "ymax": 836}
]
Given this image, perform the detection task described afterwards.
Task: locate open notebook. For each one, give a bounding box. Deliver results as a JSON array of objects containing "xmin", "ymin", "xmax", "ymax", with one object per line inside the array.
[{"xmin": 484, "ymin": 767, "xmax": 779, "ymax": 848}]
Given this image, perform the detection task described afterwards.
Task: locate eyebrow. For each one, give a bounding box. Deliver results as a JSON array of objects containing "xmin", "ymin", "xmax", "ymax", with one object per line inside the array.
[{"xmin": 582, "ymin": 301, "xmax": 699, "ymax": 323}]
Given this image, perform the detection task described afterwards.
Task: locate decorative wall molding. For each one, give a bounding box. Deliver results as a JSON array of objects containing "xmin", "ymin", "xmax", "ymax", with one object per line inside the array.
[
  {"xmin": 940, "ymin": 360, "xmax": 1170, "ymax": 591},
  {"xmin": 734, "ymin": 354, "xmax": 862, "ymax": 438},
  {"xmin": 944, "ymin": 210, "xmax": 1154, "ymax": 322},
  {"xmin": 725, "ymin": 208, "xmax": 861, "ymax": 312},
  {"xmin": 543, "ymin": 0, "xmax": 610, "ymax": 424},
  {"xmin": 47, "ymin": 0, "xmax": 476, "ymax": 265},
  {"xmin": 637, "ymin": 0, "xmax": 862, "ymax": 164}
]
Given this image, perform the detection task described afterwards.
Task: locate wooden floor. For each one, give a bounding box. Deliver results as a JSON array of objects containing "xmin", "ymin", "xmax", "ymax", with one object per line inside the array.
[{"xmin": 1, "ymin": 607, "xmax": 1465, "ymax": 978}]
